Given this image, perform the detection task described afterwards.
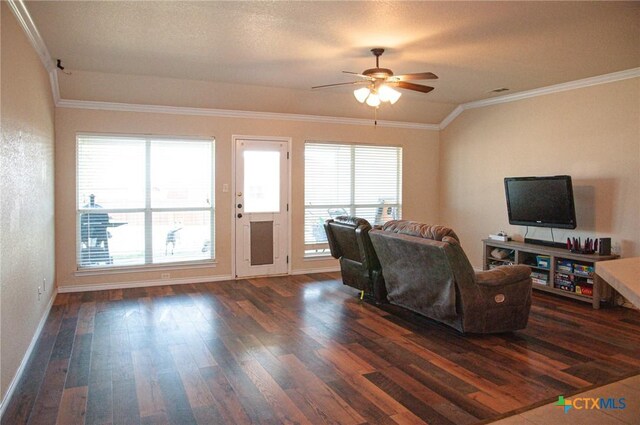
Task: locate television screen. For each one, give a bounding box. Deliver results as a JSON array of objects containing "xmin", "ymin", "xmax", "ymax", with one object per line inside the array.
[{"xmin": 504, "ymin": 176, "xmax": 577, "ymax": 229}]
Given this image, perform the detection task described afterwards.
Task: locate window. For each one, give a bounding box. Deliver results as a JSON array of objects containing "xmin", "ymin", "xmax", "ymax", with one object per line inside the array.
[
  {"xmin": 77, "ymin": 134, "xmax": 215, "ymax": 269},
  {"xmin": 304, "ymin": 142, "xmax": 402, "ymax": 256}
]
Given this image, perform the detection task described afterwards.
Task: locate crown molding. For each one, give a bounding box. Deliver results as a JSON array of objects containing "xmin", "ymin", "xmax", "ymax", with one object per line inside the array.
[
  {"xmin": 464, "ymin": 67, "xmax": 640, "ymax": 110},
  {"xmin": 49, "ymin": 70, "xmax": 61, "ymax": 104},
  {"xmin": 438, "ymin": 105, "xmax": 464, "ymax": 130},
  {"xmin": 440, "ymin": 67, "xmax": 640, "ymax": 129},
  {"xmin": 7, "ymin": 0, "xmax": 60, "ymax": 103},
  {"xmin": 56, "ymin": 99, "xmax": 441, "ymax": 130},
  {"xmin": 7, "ymin": 0, "xmax": 437, "ymax": 131},
  {"xmin": 7, "ymin": 0, "xmax": 54, "ymax": 71},
  {"xmin": 10, "ymin": 0, "xmax": 638, "ymax": 132}
]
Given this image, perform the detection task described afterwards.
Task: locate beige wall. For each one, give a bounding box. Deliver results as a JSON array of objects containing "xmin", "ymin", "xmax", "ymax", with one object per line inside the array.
[
  {"xmin": 440, "ymin": 78, "xmax": 640, "ymax": 268},
  {"xmin": 1, "ymin": 3, "xmax": 56, "ymax": 403},
  {"xmin": 55, "ymin": 108, "xmax": 440, "ymax": 289}
]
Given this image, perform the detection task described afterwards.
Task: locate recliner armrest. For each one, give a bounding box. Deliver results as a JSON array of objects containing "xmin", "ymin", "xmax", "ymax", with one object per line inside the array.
[{"xmin": 475, "ymin": 265, "xmax": 531, "ymax": 287}]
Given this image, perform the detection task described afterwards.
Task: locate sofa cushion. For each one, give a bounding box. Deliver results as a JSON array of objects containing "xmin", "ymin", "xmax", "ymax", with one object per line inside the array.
[
  {"xmin": 381, "ymin": 220, "xmax": 459, "ymax": 242},
  {"xmin": 475, "ymin": 265, "xmax": 532, "ymax": 287},
  {"xmin": 334, "ymin": 216, "xmax": 371, "ymax": 228},
  {"xmin": 369, "ymin": 230, "xmax": 459, "ymax": 322}
]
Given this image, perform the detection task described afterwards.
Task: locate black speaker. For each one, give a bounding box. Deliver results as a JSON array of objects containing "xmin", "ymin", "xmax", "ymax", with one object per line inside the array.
[{"xmin": 598, "ymin": 238, "xmax": 611, "ymax": 255}]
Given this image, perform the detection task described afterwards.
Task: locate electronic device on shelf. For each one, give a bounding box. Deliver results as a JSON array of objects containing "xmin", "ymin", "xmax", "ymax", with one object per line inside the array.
[
  {"xmin": 504, "ymin": 175, "xmax": 577, "ymax": 229},
  {"xmin": 501, "ymin": 175, "xmax": 613, "ymax": 254},
  {"xmin": 489, "ymin": 231, "xmax": 510, "ymax": 242}
]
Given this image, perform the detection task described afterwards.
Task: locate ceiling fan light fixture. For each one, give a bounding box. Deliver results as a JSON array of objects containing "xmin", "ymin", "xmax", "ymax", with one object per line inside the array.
[
  {"xmin": 378, "ymin": 85, "xmax": 402, "ymax": 104},
  {"xmin": 353, "ymin": 87, "xmax": 370, "ymax": 103},
  {"xmin": 365, "ymin": 93, "xmax": 381, "ymax": 107},
  {"xmin": 312, "ymin": 48, "xmax": 436, "ymax": 113}
]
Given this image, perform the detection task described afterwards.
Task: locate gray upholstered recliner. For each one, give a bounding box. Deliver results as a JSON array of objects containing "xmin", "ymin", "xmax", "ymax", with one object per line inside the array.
[
  {"xmin": 369, "ymin": 220, "xmax": 532, "ymax": 333},
  {"xmin": 324, "ymin": 216, "xmax": 386, "ymax": 302}
]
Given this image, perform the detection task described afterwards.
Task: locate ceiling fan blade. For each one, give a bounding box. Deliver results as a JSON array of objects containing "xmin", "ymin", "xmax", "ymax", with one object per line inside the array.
[
  {"xmin": 342, "ymin": 71, "xmax": 375, "ymax": 80},
  {"xmin": 394, "ymin": 81, "xmax": 435, "ymax": 93},
  {"xmin": 391, "ymin": 72, "xmax": 438, "ymax": 81},
  {"xmin": 312, "ymin": 81, "xmax": 369, "ymax": 89}
]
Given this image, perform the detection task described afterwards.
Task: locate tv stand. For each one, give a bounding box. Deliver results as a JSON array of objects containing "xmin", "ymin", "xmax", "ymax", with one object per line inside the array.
[
  {"xmin": 524, "ymin": 237, "xmax": 566, "ymax": 249},
  {"xmin": 482, "ymin": 239, "xmax": 619, "ymax": 309}
]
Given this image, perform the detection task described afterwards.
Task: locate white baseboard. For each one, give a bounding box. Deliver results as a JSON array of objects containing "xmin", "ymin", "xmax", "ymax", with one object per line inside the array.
[
  {"xmin": 59, "ymin": 268, "xmax": 343, "ymax": 293},
  {"xmin": 0, "ymin": 289, "xmax": 57, "ymax": 419},
  {"xmin": 291, "ymin": 266, "xmax": 340, "ymax": 276},
  {"xmin": 57, "ymin": 274, "xmax": 234, "ymax": 293}
]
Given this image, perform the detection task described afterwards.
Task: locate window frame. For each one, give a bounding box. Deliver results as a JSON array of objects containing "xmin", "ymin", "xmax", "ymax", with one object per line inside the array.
[
  {"xmin": 75, "ymin": 133, "xmax": 216, "ymax": 271},
  {"xmin": 303, "ymin": 140, "xmax": 403, "ymax": 258}
]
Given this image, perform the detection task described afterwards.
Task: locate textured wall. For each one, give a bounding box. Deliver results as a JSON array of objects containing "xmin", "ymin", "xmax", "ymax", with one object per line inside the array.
[
  {"xmin": 1, "ymin": 3, "xmax": 56, "ymax": 402},
  {"xmin": 440, "ymin": 78, "xmax": 640, "ymax": 268},
  {"xmin": 55, "ymin": 108, "xmax": 440, "ymax": 289}
]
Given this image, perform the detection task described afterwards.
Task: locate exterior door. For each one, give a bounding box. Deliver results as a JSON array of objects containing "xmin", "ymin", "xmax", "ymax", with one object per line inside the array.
[{"xmin": 235, "ymin": 138, "xmax": 289, "ymax": 278}]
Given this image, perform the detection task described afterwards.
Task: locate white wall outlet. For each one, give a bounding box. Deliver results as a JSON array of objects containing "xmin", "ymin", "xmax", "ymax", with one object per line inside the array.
[
  {"xmin": 161, "ymin": 273, "xmax": 170, "ymax": 279},
  {"xmin": 222, "ymin": 184, "xmax": 229, "ymax": 193}
]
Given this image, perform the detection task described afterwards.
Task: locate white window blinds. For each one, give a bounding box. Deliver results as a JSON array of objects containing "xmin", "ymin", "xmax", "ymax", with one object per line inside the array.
[
  {"xmin": 77, "ymin": 134, "xmax": 215, "ymax": 268},
  {"xmin": 304, "ymin": 142, "xmax": 402, "ymax": 255}
]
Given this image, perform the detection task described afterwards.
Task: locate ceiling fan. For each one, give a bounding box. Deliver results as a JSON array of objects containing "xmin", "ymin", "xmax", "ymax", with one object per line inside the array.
[{"xmin": 312, "ymin": 48, "xmax": 438, "ymax": 107}]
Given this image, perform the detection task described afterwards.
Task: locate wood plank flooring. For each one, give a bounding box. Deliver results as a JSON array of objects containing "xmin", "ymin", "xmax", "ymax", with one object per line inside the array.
[{"xmin": 3, "ymin": 272, "xmax": 640, "ymax": 425}]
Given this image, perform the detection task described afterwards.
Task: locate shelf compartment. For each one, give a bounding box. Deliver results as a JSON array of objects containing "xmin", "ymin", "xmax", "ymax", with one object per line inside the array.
[
  {"xmin": 531, "ymin": 270, "xmax": 550, "ymax": 286},
  {"xmin": 482, "ymin": 239, "xmax": 618, "ymax": 309},
  {"xmin": 519, "ymin": 251, "xmax": 550, "ymax": 270},
  {"xmin": 533, "ymin": 283, "xmax": 593, "ymax": 301},
  {"xmin": 487, "ymin": 256, "xmax": 515, "ymax": 264}
]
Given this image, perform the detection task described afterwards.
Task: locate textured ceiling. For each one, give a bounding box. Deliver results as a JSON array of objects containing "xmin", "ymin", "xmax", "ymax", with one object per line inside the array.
[{"xmin": 26, "ymin": 1, "xmax": 640, "ymax": 106}]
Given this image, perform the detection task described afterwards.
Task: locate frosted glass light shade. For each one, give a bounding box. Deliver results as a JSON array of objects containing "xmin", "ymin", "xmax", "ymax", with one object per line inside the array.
[
  {"xmin": 366, "ymin": 93, "xmax": 381, "ymax": 107},
  {"xmin": 353, "ymin": 87, "xmax": 370, "ymax": 103},
  {"xmin": 378, "ymin": 85, "xmax": 402, "ymax": 104}
]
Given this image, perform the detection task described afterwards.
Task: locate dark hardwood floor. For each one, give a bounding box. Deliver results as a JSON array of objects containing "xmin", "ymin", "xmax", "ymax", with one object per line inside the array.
[{"xmin": 3, "ymin": 272, "xmax": 640, "ymax": 425}]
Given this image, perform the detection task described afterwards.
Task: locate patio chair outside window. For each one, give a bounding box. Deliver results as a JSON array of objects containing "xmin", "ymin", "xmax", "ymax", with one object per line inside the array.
[{"xmin": 304, "ymin": 142, "xmax": 402, "ymax": 257}]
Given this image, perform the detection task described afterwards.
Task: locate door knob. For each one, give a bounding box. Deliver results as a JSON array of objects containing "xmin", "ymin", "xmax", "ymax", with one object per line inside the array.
[{"xmin": 237, "ymin": 213, "xmax": 243, "ymax": 218}]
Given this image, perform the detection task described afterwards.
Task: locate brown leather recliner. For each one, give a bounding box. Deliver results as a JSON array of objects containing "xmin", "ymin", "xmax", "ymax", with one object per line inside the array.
[
  {"xmin": 369, "ymin": 220, "xmax": 532, "ymax": 333},
  {"xmin": 324, "ymin": 216, "xmax": 386, "ymax": 302}
]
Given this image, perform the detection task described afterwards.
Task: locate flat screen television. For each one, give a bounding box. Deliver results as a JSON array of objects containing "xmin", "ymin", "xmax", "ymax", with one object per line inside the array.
[{"xmin": 504, "ymin": 175, "xmax": 577, "ymax": 229}]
